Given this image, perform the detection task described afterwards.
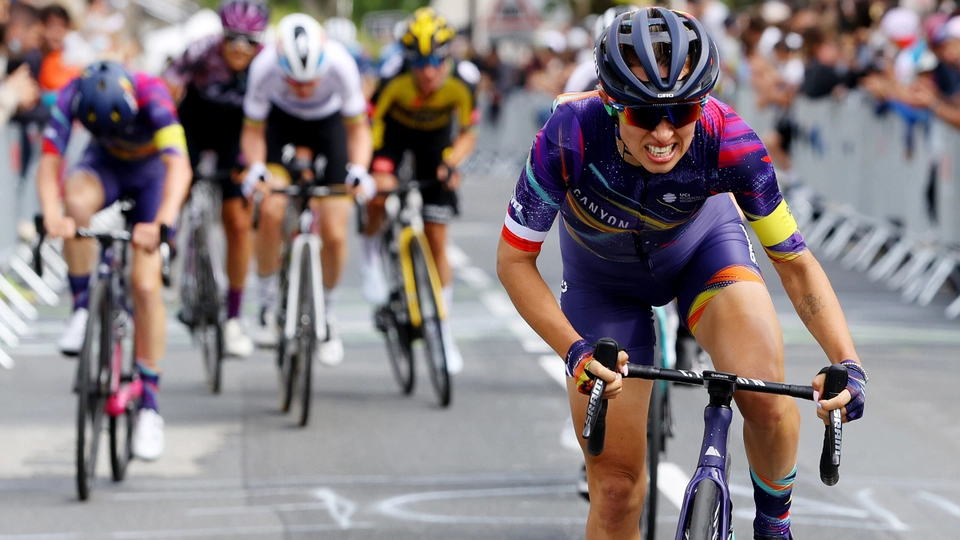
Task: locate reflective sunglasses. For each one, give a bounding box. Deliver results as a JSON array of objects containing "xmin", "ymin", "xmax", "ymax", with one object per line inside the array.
[
  {"xmin": 224, "ymin": 33, "xmax": 260, "ymax": 53},
  {"xmin": 410, "ymin": 54, "xmax": 446, "ymax": 69},
  {"xmin": 609, "ymin": 98, "xmax": 707, "ymax": 130}
]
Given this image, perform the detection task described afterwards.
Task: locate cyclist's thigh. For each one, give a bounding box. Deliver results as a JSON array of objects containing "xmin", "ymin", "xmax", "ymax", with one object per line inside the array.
[
  {"xmin": 674, "ymin": 217, "xmax": 766, "ymax": 338},
  {"xmin": 567, "ymin": 377, "xmax": 652, "ymax": 474},
  {"xmin": 315, "ymin": 196, "xmax": 353, "ymax": 240},
  {"xmin": 415, "ymin": 127, "xmax": 457, "ymax": 225},
  {"xmin": 118, "ymin": 155, "xmax": 167, "ymax": 225},
  {"xmin": 66, "ymin": 146, "xmax": 117, "ymax": 216},
  {"xmin": 559, "ymin": 280, "xmax": 655, "ymax": 366}
]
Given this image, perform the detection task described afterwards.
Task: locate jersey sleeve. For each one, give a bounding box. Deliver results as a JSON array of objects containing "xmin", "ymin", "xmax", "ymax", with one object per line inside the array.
[
  {"xmin": 370, "ymin": 77, "xmax": 397, "ymax": 150},
  {"xmin": 137, "ymin": 74, "xmax": 187, "ymax": 158},
  {"xmin": 161, "ymin": 35, "xmax": 215, "ymax": 90},
  {"xmin": 42, "ymin": 78, "xmax": 78, "ymax": 157},
  {"xmin": 453, "ymin": 60, "xmax": 481, "ymax": 131},
  {"xmin": 714, "ymin": 101, "xmax": 806, "ymax": 263},
  {"xmin": 338, "ymin": 59, "xmax": 367, "ymax": 119},
  {"xmin": 501, "ymin": 101, "xmax": 584, "ymax": 252},
  {"xmin": 242, "ymin": 50, "xmax": 273, "ymax": 123}
]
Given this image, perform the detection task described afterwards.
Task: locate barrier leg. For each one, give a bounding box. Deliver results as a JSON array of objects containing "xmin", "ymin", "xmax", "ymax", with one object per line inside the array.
[
  {"xmin": 888, "ymin": 246, "xmax": 936, "ymax": 291},
  {"xmin": 821, "ymin": 217, "xmax": 860, "ymax": 260},
  {"xmin": 842, "ymin": 225, "xmax": 891, "ymax": 272},
  {"xmin": 914, "ymin": 256, "xmax": 958, "ymax": 306}
]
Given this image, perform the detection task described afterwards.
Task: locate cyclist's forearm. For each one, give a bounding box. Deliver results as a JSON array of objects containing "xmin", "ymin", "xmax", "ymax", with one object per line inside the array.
[
  {"xmin": 37, "ymin": 153, "xmax": 63, "ymax": 219},
  {"xmin": 240, "ymin": 119, "xmax": 267, "ymax": 165},
  {"xmin": 155, "ymin": 154, "xmax": 192, "ymax": 225},
  {"xmin": 444, "ymin": 130, "xmax": 477, "ymax": 168},
  {"xmin": 496, "ymin": 238, "xmax": 581, "ymax": 358},
  {"xmin": 776, "ymin": 251, "xmax": 860, "ymax": 364},
  {"xmin": 345, "ymin": 117, "xmax": 372, "ymax": 168}
]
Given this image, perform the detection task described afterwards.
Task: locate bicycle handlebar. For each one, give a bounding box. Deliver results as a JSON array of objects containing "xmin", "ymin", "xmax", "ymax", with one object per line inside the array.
[{"xmin": 581, "ymin": 338, "xmax": 849, "ymax": 486}]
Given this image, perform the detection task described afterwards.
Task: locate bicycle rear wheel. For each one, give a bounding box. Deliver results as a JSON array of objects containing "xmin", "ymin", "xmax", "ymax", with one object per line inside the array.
[
  {"xmin": 409, "ymin": 237, "xmax": 450, "ymax": 407},
  {"xmin": 194, "ymin": 230, "xmax": 224, "ymax": 394},
  {"xmin": 378, "ymin": 304, "xmax": 415, "ymax": 395},
  {"xmin": 294, "ymin": 250, "xmax": 315, "ymax": 427},
  {"xmin": 643, "ymin": 378, "xmax": 664, "ymax": 540},
  {"xmin": 109, "ymin": 397, "xmax": 136, "ymax": 482},
  {"xmin": 77, "ymin": 281, "xmax": 110, "ymax": 500},
  {"xmin": 686, "ymin": 480, "xmax": 722, "ymax": 540}
]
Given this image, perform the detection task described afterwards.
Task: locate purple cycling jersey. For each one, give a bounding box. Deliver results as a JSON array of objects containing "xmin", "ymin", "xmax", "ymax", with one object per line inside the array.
[
  {"xmin": 43, "ymin": 72, "xmax": 186, "ymax": 161},
  {"xmin": 502, "ymin": 92, "xmax": 807, "ymax": 270},
  {"xmin": 162, "ymin": 34, "xmax": 254, "ymax": 109}
]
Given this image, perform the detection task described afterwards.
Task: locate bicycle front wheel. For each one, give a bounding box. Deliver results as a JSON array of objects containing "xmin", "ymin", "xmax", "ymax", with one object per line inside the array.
[
  {"xmin": 409, "ymin": 236, "xmax": 450, "ymax": 407},
  {"xmin": 77, "ymin": 281, "xmax": 110, "ymax": 500},
  {"xmin": 194, "ymin": 230, "xmax": 224, "ymax": 394},
  {"xmin": 379, "ymin": 304, "xmax": 415, "ymax": 395},
  {"xmin": 294, "ymin": 250, "xmax": 315, "ymax": 427},
  {"xmin": 686, "ymin": 480, "xmax": 722, "ymax": 540}
]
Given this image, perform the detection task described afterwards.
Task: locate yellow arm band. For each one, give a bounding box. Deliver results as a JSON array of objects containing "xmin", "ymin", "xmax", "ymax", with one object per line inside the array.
[
  {"xmin": 749, "ymin": 199, "xmax": 799, "ymax": 248},
  {"xmin": 154, "ymin": 124, "xmax": 187, "ymax": 156}
]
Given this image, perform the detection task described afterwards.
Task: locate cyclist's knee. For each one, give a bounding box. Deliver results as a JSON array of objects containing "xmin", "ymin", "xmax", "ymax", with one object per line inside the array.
[
  {"xmin": 222, "ymin": 207, "xmax": 252, "ymax": 238},
  {"xmin": 737, "ymin": 392, "xmax": 797, "ymax": 429},
  {"xmin": 589, "ymin": 469, "xmax": 644, "ymax": 522},
  {"xmin": 63, "ymin": 178, "xmax": 103, "ymax": 222},
  {"xmin": 130, "ymin": 272, "xmax": 162, "ymax": 306},
  {"xmin": 319, "ymin": 221, "xmax": 348, "ymax": 247}
]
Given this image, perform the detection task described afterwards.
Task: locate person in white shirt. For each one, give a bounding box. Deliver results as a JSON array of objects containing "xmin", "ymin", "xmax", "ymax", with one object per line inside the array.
[{"xmin": 240, "ymin": 13, "xmax": 374, "ymax": 366}]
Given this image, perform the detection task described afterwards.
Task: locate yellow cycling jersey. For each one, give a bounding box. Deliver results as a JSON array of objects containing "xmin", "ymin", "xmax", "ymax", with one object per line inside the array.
[{"xmin": 371, "ymin": 59, "xmax": 480, "ymax": 149}]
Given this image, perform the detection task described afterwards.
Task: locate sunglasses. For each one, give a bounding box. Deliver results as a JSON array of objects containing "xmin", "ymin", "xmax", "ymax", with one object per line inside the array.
[
  {"xmin": 609, "ymin": 99, "xmax": 707, "ymax": 131},
  {"xmin": 410, "ymin": 54, "xmax": 446, "ymax": 69},
  {"xmin": 224, "ymin": 33, "xmax": 260, "ymax": 52}
]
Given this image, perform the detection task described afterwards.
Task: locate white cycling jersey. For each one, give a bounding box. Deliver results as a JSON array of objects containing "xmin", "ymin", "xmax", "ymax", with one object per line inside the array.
[{"xmin": 243, "ymin": 40, "xmax": 366, "ymax": 122}]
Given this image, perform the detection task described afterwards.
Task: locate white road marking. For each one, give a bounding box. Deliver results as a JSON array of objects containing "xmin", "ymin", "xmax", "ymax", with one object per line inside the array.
[
  {"xmin": 110, "ymin": 523, "xmax": 374, "ymax": 539},
  {"xmin": 855, "ymin": 488, "xmax": 910, "ymax": 531},
  {"xmin": 0, "ymin": 535, "xmax": 81, "ymax": 540},
  {"xmin": 311, "ymin": 488, "xmax": 358, "ymax": 529},
  {"xmin": 376, "ymin": 485, "xmax": 585, "ymax": 525},
  {"xmin": 538, "ymin": 355, "xmax": 565, "ymax": 387},
  {"xmin": 916, "ymin": 491, "xmax": 960, "ymax": 517},
  {"xmin": 657, "ymin": 462, "xmax": 691, "ymax": 509},
  {"xmin": 185, "ymin": 502, "xmax": 329, "ymax": 515}
]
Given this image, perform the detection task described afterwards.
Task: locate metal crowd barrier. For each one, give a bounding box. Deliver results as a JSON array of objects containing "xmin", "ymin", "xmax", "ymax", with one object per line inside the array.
[{"xmin": 735, "ymin": 89, "xmax": 960, "ymax": 321}]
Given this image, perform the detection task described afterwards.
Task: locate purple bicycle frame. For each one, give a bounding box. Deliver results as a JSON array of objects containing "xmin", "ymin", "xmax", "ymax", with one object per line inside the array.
[{"xmin": 673, "ymin": 405, "xmax": 734, "ymax": 539}]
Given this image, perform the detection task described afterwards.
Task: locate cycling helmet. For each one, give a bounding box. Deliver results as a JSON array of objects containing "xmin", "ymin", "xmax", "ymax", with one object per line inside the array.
[
  {"xmin": 219, "ymin": 0, "xmax": 269, "ymax": 39},
  {"xmin": 72, "ymin": 61, "xmax": 138, "ymax": 137},
  {"xmin": 399, "ymin": 7, "xmax": 456, "ymax": 58},
  {"xmin": 276, "ymin": 13, "xmax": 327, "ymax": 83},
  {"xmin": 596, "ymin": 7, "xmax": 720, "ymax": 105},
  {"xmin": 324, "ymin": 16, "xmax": 358, "ymax": 46},
  {"xmin": 594, "ymin": 5, "xmax": 638, "ymax": 40}
]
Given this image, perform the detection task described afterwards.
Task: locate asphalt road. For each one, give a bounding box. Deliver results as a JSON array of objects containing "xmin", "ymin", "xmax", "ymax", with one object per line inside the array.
[{"xmin": 2, "ymin": 103, "xmax": 960, "ymax": 540}]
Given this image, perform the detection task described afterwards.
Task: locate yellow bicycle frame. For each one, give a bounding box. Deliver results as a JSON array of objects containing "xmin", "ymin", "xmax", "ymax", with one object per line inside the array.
[{"xmin": 397, "ymin": 227, "xmax": 447, "ymax": 327}]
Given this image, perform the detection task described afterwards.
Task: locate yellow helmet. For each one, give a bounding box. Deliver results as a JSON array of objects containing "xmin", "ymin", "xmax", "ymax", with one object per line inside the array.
[{"xmin": 400, "ymin": 7, "xmax": 456, "ymax": 58}]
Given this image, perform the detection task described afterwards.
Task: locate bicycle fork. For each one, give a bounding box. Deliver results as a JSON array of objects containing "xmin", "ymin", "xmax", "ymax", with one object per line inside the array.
[
  {"xmin": 283, "ymin": 234, "xmax": 327, "ymax": 342},
  {"xmin": 396, "ymin": 227, "xmax": 447, "ymax": 328},
  {"xmin": 675, "ymin": 373, "xmax": 736, "ymax": 540}
]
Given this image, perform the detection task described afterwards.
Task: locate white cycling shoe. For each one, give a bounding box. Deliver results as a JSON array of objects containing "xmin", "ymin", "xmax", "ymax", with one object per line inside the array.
[
  {"xmin": 250, "ymin": 308, "xmax": 279, "ymax": 348},
  {"xmin": 223, "ymin": 318, "xmax": 253, "ymax": 358},
  {"xmin": 359, "ymin": 257, "xmax": 389, "ymax": 306},
  {"xmin": 317, "ymin": 316, "xmax": 344, "ymax": 367},
  {"xmin": 58, "ymin": 308, "xmax": 89, "ymax": 357},
  {"xmin": 132, "ymin": 409, "xmax": 165, "ymax": 461},
  {"xmin": 441, "ymin": 322, "xmax": 463, "ymax": 375}
]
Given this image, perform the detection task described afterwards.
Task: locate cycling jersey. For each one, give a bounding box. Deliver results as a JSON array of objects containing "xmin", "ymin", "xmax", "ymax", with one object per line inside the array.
[
  {"xmin": 243, "ymin": 41, "xmax": 366, "ymax": 122},
  {"xmin": 502, "ymin": 92, "xmax": 806, "ymax": 267},
  {"xmin": 162, "ymin": 34, "xmax": 252, "ymax": 109},
  {"xmin": 370, "ymin": 58, "xmax": 480, "ymax": 149},
  {"xmin": 43, "ymin": 72, "xmax": 187, "ymax": 161}
]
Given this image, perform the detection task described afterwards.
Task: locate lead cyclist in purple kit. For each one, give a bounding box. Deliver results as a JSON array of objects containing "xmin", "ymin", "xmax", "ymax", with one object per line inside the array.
[
  {"xmin": 496, "ymin": 8, "xmax": 868, "ymax": 540},
  {"xmin": 162, "ymin": 0, "xmax": 270, "ymax": 358},
  {"xmin": 37, "ymin": 61, "xmax": 192, "ymax": 461}
]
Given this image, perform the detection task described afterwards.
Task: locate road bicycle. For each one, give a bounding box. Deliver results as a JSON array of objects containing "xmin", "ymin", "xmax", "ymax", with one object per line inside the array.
[
  {"xmin": 583, "ymin": 338, "xmax": 848, "ymax": 540},
  {"xmin": 33, "ymin": 203, "xmax": 172, "ymax": 500},
  {"xmin": 178, "ymin": 173, "xmax": 227, "ymax": 393},
  {"xmin": 372, "ymin": 176, "xmax": 451, "ymax": 407},
  {"xmin": 254, "ymin": 149, "xmax": 339, "ymax": 427}
]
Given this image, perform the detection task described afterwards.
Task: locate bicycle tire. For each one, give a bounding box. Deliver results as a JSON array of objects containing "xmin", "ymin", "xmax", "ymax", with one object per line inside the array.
[
  {"xmin": 294, "ymin": 251, "xmax": 315, "ymax": 427},
  {"xmin": 109, "ymin": 400, "xmax": 135, "ymax": 482},
  {"xmin": 686, "ymin": 480, "xmax": 722, "ymax": 540},
  {"xmin": 194, "ymin": 230, "xmax": 223, "ymax": 394},
  {"xmin": 77, "ymin": 281, "xmax": 110, "ymax": 501},
  {"xmin": 644, "ymin": 376, "xmax": 664, "ymax": 540},
  {"xmin": 409, "ymin": 237, "xmax": 450, "ymax": 407},
  {"xmin": 380, "ymin": 305, "xmax": 415, "ymax": 395}
]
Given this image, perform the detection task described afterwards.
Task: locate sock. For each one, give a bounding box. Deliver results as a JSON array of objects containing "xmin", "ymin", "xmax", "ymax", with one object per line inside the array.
[
  {"xmin": 136, "ymin": 360, "xmax": 161, "ymax": 412},
  {"xmin": 69, "ymin": 275, "xmax": 91, "ymax": 311},
  {"xmin": 323, "ymin": 287, "xmax": 334, "ymax": 315},
  {"xmin": 227, "ymin": 288, "xmax": 243, "ymax": 320},
  {"xmin": 751, "ymin": 465, "xmax": 796, "ymax": 539},
  {"xmin": 442, "ymin": 285, "xmax": 453, "ymax": 315},
  {"xmin": 257, "ymin": 273, "xmax": 278, "ymax": 313},
  {"xmin": 362, "ymin": 235, "xmax": 381, "ymax": 267}
]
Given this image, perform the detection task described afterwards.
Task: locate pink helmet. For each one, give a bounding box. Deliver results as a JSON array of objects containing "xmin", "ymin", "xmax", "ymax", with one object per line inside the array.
[{"xmin": 219, "ymin": 0, "xmax": 269, "ymax": 39}]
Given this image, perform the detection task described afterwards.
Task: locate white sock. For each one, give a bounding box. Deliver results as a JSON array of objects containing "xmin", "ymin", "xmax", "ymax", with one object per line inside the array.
[
  {"xmin": 362, "ymin": 235, "xmax": 382, "ymax": 268},
  {"xmin": 258, "ymin": 273, "xmax": 279, "ymax": 312},
  {"xmin": 323, "ymin": 287, "xmax": 334, "ymax": 315},
  {"xmin": 442, "ymin": 285, "xmax": 453, "ymax": 315}
]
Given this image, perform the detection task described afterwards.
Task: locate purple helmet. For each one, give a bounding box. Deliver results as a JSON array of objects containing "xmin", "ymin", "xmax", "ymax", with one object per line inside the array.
[{"xmin": 219, "ymin": 0, "xmax": 269, "ymax": 39}]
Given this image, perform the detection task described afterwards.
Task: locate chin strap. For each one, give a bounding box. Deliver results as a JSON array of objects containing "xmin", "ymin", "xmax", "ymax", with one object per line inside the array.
[{"xmin": 615, "ymin": 127, "xmax": 635, "ymax": 160}]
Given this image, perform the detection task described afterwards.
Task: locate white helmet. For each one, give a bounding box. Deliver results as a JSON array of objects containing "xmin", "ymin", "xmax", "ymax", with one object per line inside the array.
[
  {"xmin": 277, "ymin": 13, "xmax": 327, "ymax": 83},
  {"xmin": 324, "ymin": 16, "xmax": 357, "ymax": 46},
  {"xmin": 594, "ymin": 5, "xmax": 639, "ymax": 40}
]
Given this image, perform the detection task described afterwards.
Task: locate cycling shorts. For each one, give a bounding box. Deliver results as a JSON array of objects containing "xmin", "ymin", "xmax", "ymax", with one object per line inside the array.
[
  {"xmin": 371, "ymin": 118, "xmax": 457, "ymax": 224},
  {"xmin": 265, "ymin": 106, "xmax": 348, "ymax": 186},
  {"xmin": 73, "ymin": 144, "xmax": 166, "ymax": 225},
  {"xmin": 560, "ymin": 196, "xmax": 764, "ymax": 365}
]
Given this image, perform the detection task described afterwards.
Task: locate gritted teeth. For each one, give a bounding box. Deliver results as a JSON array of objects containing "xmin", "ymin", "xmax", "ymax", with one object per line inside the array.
[{"xmin": 645, "ymin": 143, "xmax": 676, "ymax": 157}]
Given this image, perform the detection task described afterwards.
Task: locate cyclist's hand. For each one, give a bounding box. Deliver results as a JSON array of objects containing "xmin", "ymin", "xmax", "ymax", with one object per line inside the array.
[
  {"xmin": 132, "ymin": 222, "xmax": 161, "ymax": 252},
  {"xmin": 241, "ymin": 162, "xmax": 268, "ymax": 198},
  {"xmin": 345, "ymin": 163, "xmax": 376, "ymax": 200},
  {"xmin": 437, "ymin": 163, "xmax": 460, "ymax": 191},
  {"xmin": 813, "ymin": 359, "xmax": 867, "ymax": 424},
  {"xmin": 43, "ymin": 215, "xmax": 76, "ymax": 239},
  {"xmin": 565, "ymin": 339, "xmax": 629, "ymax": 398}
]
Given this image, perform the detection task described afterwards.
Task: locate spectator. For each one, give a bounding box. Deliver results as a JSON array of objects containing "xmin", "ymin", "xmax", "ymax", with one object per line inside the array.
[
  {"xmin": 38, "ymin": 4, "xmax": 82, "ymax": 106},
  {"xmin": 907, "ymin": 16, "xmax": 960, "ymax": 129},
  {"xmin": 800, "ymin": 27, "xmax": 855, "ymax": 99}
]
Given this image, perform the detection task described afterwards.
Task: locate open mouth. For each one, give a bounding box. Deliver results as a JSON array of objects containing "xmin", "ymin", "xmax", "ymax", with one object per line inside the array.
[{"xmin": 644, "ymin": 143, "xmax": 677, "ymax": 162}]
